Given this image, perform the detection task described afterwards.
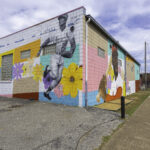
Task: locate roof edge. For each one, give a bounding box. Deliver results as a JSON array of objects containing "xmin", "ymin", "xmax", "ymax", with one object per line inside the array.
[
  {"xmin": 0, "ymin": 6, "xmax": 85, "ymax": 40},
  {"xmin": 86, "ymin": 15, "xmax": 140, "ymax": 66}
]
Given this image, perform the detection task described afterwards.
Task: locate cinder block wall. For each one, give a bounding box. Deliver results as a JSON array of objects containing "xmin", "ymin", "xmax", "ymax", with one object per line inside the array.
[
  {"xmin": 82, "ymin": 17, "xmax": 140, "ymax": 107},
  {"xmin": 82, "ymin": 17, "xmax": 108, "ymax": 106},
  {"xmin": 0, "ymin": 7, "xmax": 140, "ymax": 107},
  {"xmin": 126, "ymin": 56, "xmax": 140, "ymax": 95},
  {"xmin": 106, "ymin": 40, "xmax": 126, "ymax": 101},
  {"xmin": 0, "ymin": 7, "xmax": 85, "ymax": 106}
]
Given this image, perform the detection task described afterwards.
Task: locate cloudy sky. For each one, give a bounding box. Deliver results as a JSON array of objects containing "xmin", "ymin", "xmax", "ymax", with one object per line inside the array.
[{"xmin": 0, "ymin": 0, "xmax": 150, "ymax": 72}]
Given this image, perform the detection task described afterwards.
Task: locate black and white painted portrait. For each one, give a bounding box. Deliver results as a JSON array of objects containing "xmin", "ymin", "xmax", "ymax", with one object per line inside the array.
[{"xmin": 37, "ymin": 13, "xmax": 76, "ymax": 100}]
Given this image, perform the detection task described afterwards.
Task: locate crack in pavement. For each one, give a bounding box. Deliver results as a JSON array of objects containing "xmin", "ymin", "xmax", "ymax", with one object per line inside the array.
[
  {"xmin": 32, "ymin": 118, "xmax": 119, "ymax": 150},
  {"xmin": 75, "ymin": 118, "xmax": 117, "ymax": 150}
]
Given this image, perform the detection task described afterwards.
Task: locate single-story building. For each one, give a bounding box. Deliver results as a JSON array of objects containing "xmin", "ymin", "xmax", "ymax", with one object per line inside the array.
[{"xmin": 0, "ymin": 6, "xmax": 140, "ymax": 107}]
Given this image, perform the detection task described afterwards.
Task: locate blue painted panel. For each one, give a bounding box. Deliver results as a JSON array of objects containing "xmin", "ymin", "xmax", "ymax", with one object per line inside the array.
[
  {"xmin": 82, "ymin": 90, "xmax": 104, "ymax": 107},
  {"xmin": 40, "ymin": 54, "xmax": 51, "ymax": 69},
  {"xmin": 108, "ymin": 40, "xmax": 113, "ymax": 56},
  {"xmin": 64, "ymin": 44, "xmax": 80, "ymax": 68},
  {"xmin": 39, "ymin": 92, "xmax": 79, "ymax": 106},
  {"xmin": 135, "ymin": 63, "xmax": 140, "ymax": 80},
  {"xmin": 118, "ymin": 48, "xmax": 125, "ymax": 60}
]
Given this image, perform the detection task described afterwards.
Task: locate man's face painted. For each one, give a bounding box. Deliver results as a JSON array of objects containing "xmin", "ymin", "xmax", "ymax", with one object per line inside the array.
[
  {"xmin": 112, "ymin": 50, "xmax": 118, "ymax": 80},
  {"xmin": 59, "ymin": 18, "xmax": 66, "ymax": 31}
]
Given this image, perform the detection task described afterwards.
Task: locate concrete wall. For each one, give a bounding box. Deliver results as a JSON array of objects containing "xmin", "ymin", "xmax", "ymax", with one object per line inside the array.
[
  {"xmin": 82, "ymin": 18, "xmax": 108, "ymax": 106},
  {"xmin": 126, "ymin": 56, "xmax": 140, "ymax": 95},
  {"xmin": 0, "ymin": 7, "xmax": 85, "ymax": 106},
  {"xmin": 82, "ymin": 17, "xmax": 140, "ymax": 106}
]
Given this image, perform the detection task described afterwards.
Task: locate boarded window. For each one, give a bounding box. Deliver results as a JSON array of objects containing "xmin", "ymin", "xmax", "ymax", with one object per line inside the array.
[
  {"xmin": 1, "ymin": 54, "xmax": 13, "ymax": 80},
  {"xmin": 118, "ymin": 59, "xmax": 122, "ymax": 66},
  {"xmin": 43, "ymin": 44, "xmax": 56, "ymax": 55},
  {"xmin": 21, "ymin": 49, "xmax": 31, "ymax": 59},
  {"xmin": 98, "ymin": 47, "xmax": 105, "ymax": 58}
]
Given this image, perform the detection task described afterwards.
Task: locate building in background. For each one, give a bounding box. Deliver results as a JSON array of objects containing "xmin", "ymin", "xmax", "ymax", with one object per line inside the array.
[
  {"xmin": 0, "ymin": 7, "xmax": 140, "ymax": 107},
  {"xmin": 140, "ymin": 73, "xmax": 150, "ymax": 88}
]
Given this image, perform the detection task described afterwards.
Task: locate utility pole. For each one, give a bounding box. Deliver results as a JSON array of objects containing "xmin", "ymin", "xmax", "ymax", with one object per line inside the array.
[{"xmin": 145, "ymin": 41, "xmax": 147, "ymax": 89}]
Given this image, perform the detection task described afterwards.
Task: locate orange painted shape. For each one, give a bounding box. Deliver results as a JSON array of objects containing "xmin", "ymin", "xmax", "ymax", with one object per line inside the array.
[
  {"xmin": 105, "ymin": 87, "xmax": 122, "ymax": 102},
  {"xmin": 14, "ymin": 39, "xmax": 40, "ymax": 64}
]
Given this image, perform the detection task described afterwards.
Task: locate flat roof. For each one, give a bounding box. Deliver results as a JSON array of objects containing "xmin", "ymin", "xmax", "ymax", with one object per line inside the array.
[{"xmin": 86, "ymin": 15, "xmax": 140, "ymax": 66}]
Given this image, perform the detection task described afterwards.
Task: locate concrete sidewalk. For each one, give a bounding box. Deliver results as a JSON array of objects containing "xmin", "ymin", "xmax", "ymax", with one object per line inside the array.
[{"xmin": 101, "ymin": 96, "xmax": 150, "ymax": 150}]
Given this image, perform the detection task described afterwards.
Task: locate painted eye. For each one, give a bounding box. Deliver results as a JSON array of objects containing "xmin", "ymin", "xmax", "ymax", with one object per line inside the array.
[{"xmin": 70, "ymin": 26, "xmax": 74, "ymax": 32}]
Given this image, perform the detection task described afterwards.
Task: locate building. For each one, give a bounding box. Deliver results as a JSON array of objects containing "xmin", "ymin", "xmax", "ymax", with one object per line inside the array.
[
  {"xmin": 0, "ymin": 7, "xmax": 140, "ymax": 107},
  {"xmin": 140, "ymin": 73, "xmax": 150, "ymax": 88}
]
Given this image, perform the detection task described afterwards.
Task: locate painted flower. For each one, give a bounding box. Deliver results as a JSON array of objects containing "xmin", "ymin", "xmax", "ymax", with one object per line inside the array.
[
  {"xmin": 43, "ymin": 72, "xmax": 52, "ymax": 89},
  {"xmin": 22, "ymin": 64, "xmax": 28, "ymax": 76},
  {"xmin": 13, "ymin": 63, "xmax": 24, "ymax": 80},
  {"xmin": 54, "ymin": 84, "xmax": 63, "ymax": 98},
  {"xmin": 32, "ymin": 64, "xmax": 44, "ymax": 82},
  {"xmin": 60, "ymin": 63, "xmax": 82, "ymax": 98},
  {"xmin": 23, "ymin": 58, "xmax": 34, "ymax": 76},
  {"xmin": 107, "ymin": 57, "xmax": 114, "ymax": 81}
]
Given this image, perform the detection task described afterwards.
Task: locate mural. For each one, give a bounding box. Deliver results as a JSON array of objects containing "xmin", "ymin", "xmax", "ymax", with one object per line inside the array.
[
  {"xmin": 60, "ymin": 63, "xmax": 82, "ymax": 98},
  {"xmin": 0, "ymin": 7, "xmax": 140, "ymax": 106},
  {"xmin": 22, "ymin": 58, "xmax": 34, "ymax": 77},
  {"xmin": 37, "ymin": 14, "xmax": 76, "ymax": 100},
  {"xmin": 96, "ymin": 41, "xmax": 139, "ymax": 102},
  {"xmin": 13, "ymin": 63, "xmax": 24, "ymax": 80},
  {"xmin": 0, "ymin": 7, "xmax": 84, "ymax": 106},
  {"xmin": 105, "ymin": 44, "xmax": 123, "ymax": 101},
  {"xmin": 96, "ymin": 75, "xmax": 106, "ymax": 103},
  {"xmin": 96, "ymin": 43, "xmax": 125, "ymax": 103},
  {"xmin": 126, "ymin": 56, "xmax": 136, "ymax": 95}
]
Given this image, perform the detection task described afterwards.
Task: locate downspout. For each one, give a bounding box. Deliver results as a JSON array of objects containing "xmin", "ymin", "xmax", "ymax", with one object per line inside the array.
[
  {"xmin": 85, "ymin": 17, "xmax": 91, "ymax": 108},
  {"xmin": 125, "ymin": 53, "xmax": 127, "ymax": 96}
]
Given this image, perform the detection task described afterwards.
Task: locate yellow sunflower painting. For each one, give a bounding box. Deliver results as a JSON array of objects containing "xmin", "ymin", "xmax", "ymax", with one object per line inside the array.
[
  {"xmin": 32, "ymin": 64, "xmax": 44, "ymax": 82},
  {"xmin": 60, "ymin": 63, "xmax": 82, "ymax": 98}
]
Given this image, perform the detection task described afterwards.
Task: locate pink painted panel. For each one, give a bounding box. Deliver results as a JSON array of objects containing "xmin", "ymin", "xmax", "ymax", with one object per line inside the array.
[
  {"xmin": 82, "ymin": 44, "xmax": 108, "ymax": 92},
  {"xmin": 0, "ymin": 94, "xmax": 12, "ymax": 98}
]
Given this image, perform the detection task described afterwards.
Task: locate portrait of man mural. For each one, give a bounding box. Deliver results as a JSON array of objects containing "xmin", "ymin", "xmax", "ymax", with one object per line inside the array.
[{"xmin": 37, "ymin": 13, "xmax": 76, "ymax": 100}]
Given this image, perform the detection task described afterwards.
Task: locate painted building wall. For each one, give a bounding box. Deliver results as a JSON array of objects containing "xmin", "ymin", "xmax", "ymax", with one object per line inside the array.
[
  {"xmin": 126, "ymin": 56, "xmax": 136, "ymax": 95},
  {"xmin": 82, "ymin": 18, "xmax": 108, "ymax": 106},
  {"xmin": 105, "ymin": 41, "xmax": 126, "ymax": 101},
  {"xmin": 82, "ymin": 17, "xmax": 140, "ymax": 106},
  {"xmin": 135, "ymin": 63, "xmax": 140, "ymax": 91},
  {"xmin": 0, "ymin": 7, "xmax": 85, "ymax": 106},
  {"xmin": 0, "ymin": 7, "xmax": 140, "ymax": 107}
]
